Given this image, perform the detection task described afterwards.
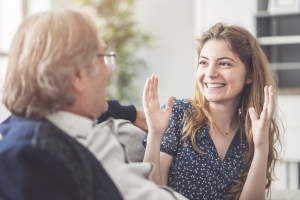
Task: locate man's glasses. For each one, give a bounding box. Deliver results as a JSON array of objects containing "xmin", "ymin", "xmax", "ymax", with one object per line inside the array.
[{"xmin": 97, "ymin": 51, "xmax": 116, "ymax": 68}]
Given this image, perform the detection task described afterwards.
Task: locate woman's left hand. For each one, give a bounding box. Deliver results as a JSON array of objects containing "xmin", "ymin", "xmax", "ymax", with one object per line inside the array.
[{"xmin": 248, "ymin": 86, "xmax": 275, "ymax": 152}]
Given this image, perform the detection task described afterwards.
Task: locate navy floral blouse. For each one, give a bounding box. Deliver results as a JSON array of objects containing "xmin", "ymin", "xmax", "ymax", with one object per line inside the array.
[{"xmin": 160, "ymin": 98, "xmax": 247, "ymax": 200}]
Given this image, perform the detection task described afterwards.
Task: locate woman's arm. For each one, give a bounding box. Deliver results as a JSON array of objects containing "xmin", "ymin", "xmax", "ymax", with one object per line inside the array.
[
  {"xmin": 160, "ymin": 152, "xmax": 174, "ymax": 185},
  {"xmin": 143, "ymin": 136, "xmax": 173, "ymax": 185},
  {"xmin": 239, "ymin": 86, "xmax": 274, "ymax": 200},
  {"xmin": 239, "ymin": 149, "xmax": 268, "ymax": 200},
  {"xmin": 142, "ymin": 75, "xmax": 174, "ymax": 185}
]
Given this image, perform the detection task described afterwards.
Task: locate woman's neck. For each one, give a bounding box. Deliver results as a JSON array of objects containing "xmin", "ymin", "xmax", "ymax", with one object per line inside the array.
[{"xmin": 208, "ymin": 102, "xmax": 239, "ymax": 131}]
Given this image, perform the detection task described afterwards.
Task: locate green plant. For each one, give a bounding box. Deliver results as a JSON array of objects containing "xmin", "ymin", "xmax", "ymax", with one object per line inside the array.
[{"xmin": 75, "ymin": 0, "xmax": 153, "ymax": 105}]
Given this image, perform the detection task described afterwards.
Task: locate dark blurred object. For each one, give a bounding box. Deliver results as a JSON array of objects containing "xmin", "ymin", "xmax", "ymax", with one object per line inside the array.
[
  {"xmin": 142, "ymin": 139, "xmax": 147, "ymax": 148},
  {"xmin": 0, "ymin": 52, "xmax": 8, "ymax": 57}
]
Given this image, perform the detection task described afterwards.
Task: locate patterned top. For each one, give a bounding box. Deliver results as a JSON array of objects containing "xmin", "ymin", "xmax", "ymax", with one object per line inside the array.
[{"xmin": 161, "ymin": 98, "xmax": 247, "ymax": 200}]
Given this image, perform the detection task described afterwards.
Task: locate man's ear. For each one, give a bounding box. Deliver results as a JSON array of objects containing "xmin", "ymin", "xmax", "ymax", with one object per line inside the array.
[{"xmin": 71, "ymin": 67, "xmax": 88, "ymax": 92}]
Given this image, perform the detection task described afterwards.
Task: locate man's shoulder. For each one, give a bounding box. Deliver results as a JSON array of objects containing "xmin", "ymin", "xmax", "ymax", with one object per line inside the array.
[
  {"xmin": 0, "ymin": 116, "xmax": 69, "ymax": 166},
  {"xmin": 173, "ymin": 98, "xmax": 191, "ymax": 105},
  {"xmin": 0, "ymin": 115, "xmax": 76, "ymax": 159},
  {"xmin": 0, "ymin": 116, "xmax": 43, "ymax": 150}
]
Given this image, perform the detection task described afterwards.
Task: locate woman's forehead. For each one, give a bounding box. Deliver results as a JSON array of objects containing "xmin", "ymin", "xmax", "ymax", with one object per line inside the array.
[{"xmin": 200, "ymin": 40, "xmax": 238, "ymax": 60}]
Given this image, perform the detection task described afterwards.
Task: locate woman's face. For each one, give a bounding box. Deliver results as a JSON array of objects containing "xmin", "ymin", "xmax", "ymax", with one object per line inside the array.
[{"xmin": 196, "ymin": 39, "xmax": 252, "ymax": 105}]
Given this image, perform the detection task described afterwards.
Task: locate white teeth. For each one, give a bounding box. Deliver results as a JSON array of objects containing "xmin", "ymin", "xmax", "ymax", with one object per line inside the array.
[{"xmin": 206, "ymin": 83, "xmax": 225, "ymax": 88}]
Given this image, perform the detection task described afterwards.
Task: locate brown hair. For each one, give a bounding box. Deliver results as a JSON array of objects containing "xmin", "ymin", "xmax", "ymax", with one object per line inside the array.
[
  {"xmin": 2, "ymin": 9, "xmax": 99, "ymax": 119},
  {"xmin": 182, "ymin": 23, "xmax": 282, "ymax": 199}
]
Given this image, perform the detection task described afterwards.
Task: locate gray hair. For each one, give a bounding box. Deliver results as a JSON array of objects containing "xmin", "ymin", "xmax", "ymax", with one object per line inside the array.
[{"xmin": 2, "ymin": 9, "xmax": 99, "ymax": 119}]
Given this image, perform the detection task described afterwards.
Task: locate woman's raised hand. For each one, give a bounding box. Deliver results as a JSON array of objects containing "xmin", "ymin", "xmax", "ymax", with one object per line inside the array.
[
  {"xmin": 143, "ymin": 75, "xmax": 174, "ymax": 136},
  {"xmin": 248, "ymin": 86, "xmax": 275, "ymax": 152}
]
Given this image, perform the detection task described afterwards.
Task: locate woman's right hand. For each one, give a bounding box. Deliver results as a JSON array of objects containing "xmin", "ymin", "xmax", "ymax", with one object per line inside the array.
[
  {"xmin": 142, "ymin": 75, "xmax": 174, "ymax": 185},
  {"xmin": 143, "ymin": 75, "xmax": 174, "ymax": 137}
]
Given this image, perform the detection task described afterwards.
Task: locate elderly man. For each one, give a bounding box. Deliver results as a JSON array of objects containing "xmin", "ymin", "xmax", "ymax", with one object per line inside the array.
[{"xmin": 0, "ymin": 9, "xmax": 186, "ymax": 200}]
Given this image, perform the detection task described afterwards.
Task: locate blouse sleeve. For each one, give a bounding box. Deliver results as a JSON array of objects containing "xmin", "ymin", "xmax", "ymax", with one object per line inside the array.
[{"xmin": 160, "ymin": 98, "xmax": 187, "ymax": 157}]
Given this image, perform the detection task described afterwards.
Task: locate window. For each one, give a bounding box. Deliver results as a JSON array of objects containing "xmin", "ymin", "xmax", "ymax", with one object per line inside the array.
[{"xmin": 0, "ymin": 0, "xmax": 52, "ymax": 121}]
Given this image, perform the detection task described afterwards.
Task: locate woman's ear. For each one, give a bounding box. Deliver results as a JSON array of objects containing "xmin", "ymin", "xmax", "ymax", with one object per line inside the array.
[
  {"xmin": 245, "ymin": 73, "xmax": 253, "ymax": 84},
  {"xmin": 246, "ymin": 77, "xmax": 252, "ymax": 84}
]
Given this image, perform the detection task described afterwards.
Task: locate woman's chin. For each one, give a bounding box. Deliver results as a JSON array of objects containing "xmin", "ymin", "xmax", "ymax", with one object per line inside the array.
[{"xmin": 204, "ymin": 95, "xmax": 222, "ymax": 103}]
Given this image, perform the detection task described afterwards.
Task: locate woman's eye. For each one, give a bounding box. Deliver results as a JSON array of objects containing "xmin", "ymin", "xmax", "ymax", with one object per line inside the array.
[
  {"xmin": 219, "ymin": 62, "xmax": 231, "ymax": 67},
  {"xmin": 199, "ymin": 60, "xmax": 207, "ymax": 65},
  {"xmin": 198, "ymin": 61, "xmax": 208, "ymax": 68}
]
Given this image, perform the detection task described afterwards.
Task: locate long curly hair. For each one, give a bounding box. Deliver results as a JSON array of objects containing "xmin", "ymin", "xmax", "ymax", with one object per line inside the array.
[{"xmin": 182, "ymin": 23, "xmax": 282, "ymax": 199}]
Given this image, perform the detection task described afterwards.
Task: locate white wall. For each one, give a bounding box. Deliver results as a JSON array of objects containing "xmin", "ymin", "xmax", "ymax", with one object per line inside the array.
[
  {"xmin": 277, "ymin": 96, "xmax": 300, "ymax": 162},
  {"xmin": 194, "ymin": 0, "xmax": 255, "ymax": 36},
  {"xmin": 274, "ymin": 96, "xmax": 300, "ymax": 189},
  {"xmin": 134, "ymin": 0, "xmax": 196, "ymax": 106},
  {"xmin": 0, "ymin": 0, "xmax": 23, "ymax": 122}
]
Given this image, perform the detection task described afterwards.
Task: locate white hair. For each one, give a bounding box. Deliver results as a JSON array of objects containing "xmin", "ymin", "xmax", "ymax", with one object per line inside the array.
[{"xmin": 3, "ymin": 9, "xmax": 100, "ymax": 119}]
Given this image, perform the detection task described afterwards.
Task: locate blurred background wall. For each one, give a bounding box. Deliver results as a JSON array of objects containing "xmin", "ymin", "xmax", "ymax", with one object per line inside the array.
[{"xmin": 0, "ymin": 0, "xmax": 299, "ymax": 191}]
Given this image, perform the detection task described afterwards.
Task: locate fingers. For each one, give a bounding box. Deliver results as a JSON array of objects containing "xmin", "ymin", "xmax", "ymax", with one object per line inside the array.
[
  {"xmin": 153, "ymin": 75, "xmax": 159, "ymax": 101},
  {"xmin": 262, "ymin": 85, "xmax": 275, "ymax": 120},
  {"xmin": 268, "ymin": 86, "xmax": 275, "ymax": 118},
  {"xmin": 260, "ymin": 86, "xmax": 269, "ymax": 122},
  {"xmin": 249, "ymin": 107, "xmax": 258, "ymax": 122},
  {"xmin": 252, "ymin": 85, "xmax": 275, "ymax": 123},
  {"xmin": 148, "ymin": 75, "xmax": 157, "ymax": 101},
  {"xmin": 143, "ymin": 77, "xmax": 151, "ymax": 109},
  {"xmin": 264, "ymin": 86, "xmax": 269, "ymax": 106},
  {"xmin": 165, "ymin": 95, "xmax": 174, "ymax": 115},
  {"xmin": 143, "ymin": 75, "xmax": 159, "ymax": 109},
  {"xmin": 148, "ymin": 75, "xmax": 154, "ymax": 101}
]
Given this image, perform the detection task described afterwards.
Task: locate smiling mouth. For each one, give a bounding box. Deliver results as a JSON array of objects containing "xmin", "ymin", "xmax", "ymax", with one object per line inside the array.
[{"xmin": 205, "ymin": 83, "xmax": 226, "ymax": 88}]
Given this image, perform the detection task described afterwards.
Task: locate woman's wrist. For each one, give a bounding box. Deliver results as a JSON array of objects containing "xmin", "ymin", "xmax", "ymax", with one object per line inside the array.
[
  {"xmin": 254, "ymin": 145, "xmax": 269, "ymax": 155},
  {"xmin": 147, "ymin": 132, "xmax": 163, "ymax": 142}
]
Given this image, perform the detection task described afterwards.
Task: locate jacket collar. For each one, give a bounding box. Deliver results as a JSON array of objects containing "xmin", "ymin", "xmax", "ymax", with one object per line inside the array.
[{"xmin": 45, "ymin": 111, "xmax": 97, "ymax": 139}]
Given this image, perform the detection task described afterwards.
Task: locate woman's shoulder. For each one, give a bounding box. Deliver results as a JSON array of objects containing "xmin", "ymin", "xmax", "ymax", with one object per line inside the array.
[{"xmin": 172, "ymin": 97, "xmax": 193, "ymax": 111}]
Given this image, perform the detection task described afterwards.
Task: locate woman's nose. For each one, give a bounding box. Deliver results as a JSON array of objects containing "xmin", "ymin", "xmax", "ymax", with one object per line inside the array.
[{"xmin": 205, "ymin": 64, "xmax": 219, "ymax": 78}]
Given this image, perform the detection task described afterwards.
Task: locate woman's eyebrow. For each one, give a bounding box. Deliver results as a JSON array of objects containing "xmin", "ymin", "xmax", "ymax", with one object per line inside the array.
[
  {"xmin": 217, "ymin": 57, "xmax": 236, "ymax": 63},
  {"xmin": 199, "ymin": 56, "xmax": 208, "ymax": 59},
  {"xmin": 199, "ymin": 56, "xmax": 236, "ymax": 63}
]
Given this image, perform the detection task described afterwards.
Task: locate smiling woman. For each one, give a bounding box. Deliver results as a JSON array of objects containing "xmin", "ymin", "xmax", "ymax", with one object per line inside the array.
[
  {"xmin": 197, "ymin": 39, "xmax": 252, "ymax": 104},
  {"xmin": 142, "ymin": 22, "xmax": 282, "ymax": 200}
]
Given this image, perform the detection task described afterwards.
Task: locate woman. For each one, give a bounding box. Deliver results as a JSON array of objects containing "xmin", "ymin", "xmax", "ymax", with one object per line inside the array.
[{"xmin": 143, "ymin": 23, "xmax": 282, "ymax": 200}]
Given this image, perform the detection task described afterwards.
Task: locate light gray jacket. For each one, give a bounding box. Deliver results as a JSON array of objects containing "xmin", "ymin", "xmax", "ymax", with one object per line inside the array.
[
  {"xmin": 83, "ymin": 118, "xmax": 188, "ymax": 200},
  {"xmin": 46, "ymin": 112, "xmax": 187, "ymax": 200}
]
